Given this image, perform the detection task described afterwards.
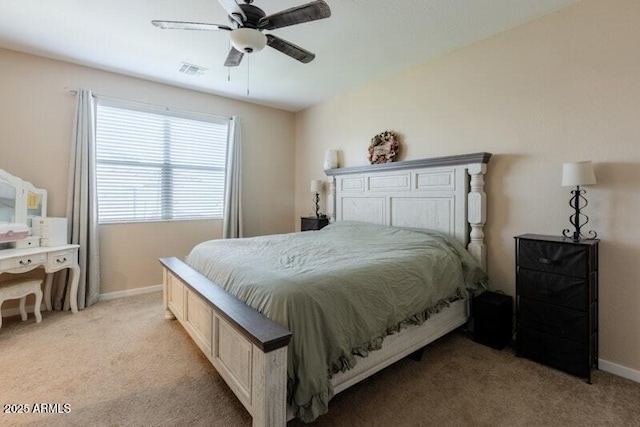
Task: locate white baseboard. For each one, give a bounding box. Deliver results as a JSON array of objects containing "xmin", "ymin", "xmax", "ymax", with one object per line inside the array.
[
  {"xmin": 98, "ymin": 284, "xmax": 163, "ymax": 301},
  {"xmin": 599, "ymin": 358, "xmax": 640, "ymax": 384},
  {"xmin": 1, "ymin": 284, "xmax": 163, "ymax": 318}
]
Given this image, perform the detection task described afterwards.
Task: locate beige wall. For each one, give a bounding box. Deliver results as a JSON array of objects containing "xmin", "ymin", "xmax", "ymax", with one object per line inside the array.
[
  {"xmin": 0, "ymin": 48, "xmax": 296, "ymax": 294},
  {"xmin": 295, "ymin": 0, "xmax": 640, "ymax": 372}
]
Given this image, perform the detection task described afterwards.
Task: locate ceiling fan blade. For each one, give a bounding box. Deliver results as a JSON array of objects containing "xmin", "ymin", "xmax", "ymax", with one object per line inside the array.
[
  {"xmin": 217, "ymin": 0, "xmax": 246, "ymax": 26},
  {"xmin": 152, "ymin": 20, "xmax": 231, "ymax": 31},
  {"xmin": 266, "ymin": 34, "xmax": 315, "ymax": 63},
  {"xmin": 224, "ymin": 47, "xmax": 244, "ymax": 67},
  {"xmin": 259, "ymin": 0, "xmax": 331, "ymax": 30}
]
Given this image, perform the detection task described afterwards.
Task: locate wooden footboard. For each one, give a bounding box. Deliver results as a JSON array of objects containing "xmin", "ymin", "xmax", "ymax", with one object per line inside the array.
[{"xmin": 160, "ymin": 257, "xmax": 292, "ymax": 427}]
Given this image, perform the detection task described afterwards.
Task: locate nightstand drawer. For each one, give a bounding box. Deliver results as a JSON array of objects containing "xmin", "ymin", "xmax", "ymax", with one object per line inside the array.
[
  {"xmin": 518, "ymin": 298, "xmax": 591, "ymax": 343},
  {"xmin": 517, "ymin": 268, "xmax": 592, "ymax": 310},
  {"xmin": 517, "ymin": 327, "xmax": 590, "ymax": 377},
  {"xmin": 518, "ymin": 239, "xmax": 590, "ymax": 278}
]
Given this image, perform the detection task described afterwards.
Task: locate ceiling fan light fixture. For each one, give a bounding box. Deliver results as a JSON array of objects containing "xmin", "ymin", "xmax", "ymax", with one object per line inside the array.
[{"xmin": 230, "ymin": 28, "xmax": 267, "ymax": 53}]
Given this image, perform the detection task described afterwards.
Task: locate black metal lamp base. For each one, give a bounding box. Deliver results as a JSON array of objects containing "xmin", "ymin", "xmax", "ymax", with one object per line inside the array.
[
  {"xmin": 562, "ymin": 185, "xmax": 597, "ymax": 241},
  {"xmin": 313, "ymin": 192, "xmax": 320, "ymax": 218}
]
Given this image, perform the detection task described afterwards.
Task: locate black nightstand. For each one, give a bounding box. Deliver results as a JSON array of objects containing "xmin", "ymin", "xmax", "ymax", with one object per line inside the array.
[
  {"xmin": 301, "ymin": 216, "xmax": 329, "ymax": 231},
  {"xmin": 515, "ymin": 234, "xmax": 599, "ymax": 383},
  {"xmin": 472, "ymin": 291, "xmax": 513, "ymax": 350}
]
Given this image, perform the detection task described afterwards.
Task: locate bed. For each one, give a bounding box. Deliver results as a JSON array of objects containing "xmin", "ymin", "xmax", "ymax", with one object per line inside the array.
[{"xmin": 160, "ymin": 152, "xmax": 491, "ymax": 426}]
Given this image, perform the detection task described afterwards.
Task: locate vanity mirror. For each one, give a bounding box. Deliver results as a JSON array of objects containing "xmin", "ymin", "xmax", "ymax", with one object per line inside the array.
[
  {"xmin": 0, "ymin": 169, "xmax": 47, "ymax": 231},
  {"xmin": 0, "ymin": 180, "xmax": 17, "ymax": 224}
]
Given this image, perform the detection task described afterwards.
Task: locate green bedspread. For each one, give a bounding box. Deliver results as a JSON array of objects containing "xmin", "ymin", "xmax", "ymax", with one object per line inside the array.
[{"xmin": 186, "ymin": 221, "xmax": 488, "ymax": 422}]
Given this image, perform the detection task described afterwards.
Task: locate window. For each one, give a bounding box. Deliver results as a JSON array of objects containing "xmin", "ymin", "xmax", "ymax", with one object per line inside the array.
[{"xmin": 95, "ymin": 98, "xmax": 229, "ymax": 224}]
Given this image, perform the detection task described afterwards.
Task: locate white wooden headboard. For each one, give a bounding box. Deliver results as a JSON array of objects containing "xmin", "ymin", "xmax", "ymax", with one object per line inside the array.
[{"xmin": 325, "ymin": 152, "xmax": 491, "ymax": 270}]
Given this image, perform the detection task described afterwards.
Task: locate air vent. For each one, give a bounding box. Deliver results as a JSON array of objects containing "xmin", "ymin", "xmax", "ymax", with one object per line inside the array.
[{"xmin": 177, "ymin": 62, "xmax": 207, "ymax": 76}]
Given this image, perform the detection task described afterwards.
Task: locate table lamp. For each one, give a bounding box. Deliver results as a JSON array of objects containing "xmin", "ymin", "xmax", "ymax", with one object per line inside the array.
[
  {"xmin": 561, "ymin": 161, "xmax": 597, "ymax": 241},
  {"xmin": 310, "ymin": 180, "xmax": 323, "ymax": 218}
]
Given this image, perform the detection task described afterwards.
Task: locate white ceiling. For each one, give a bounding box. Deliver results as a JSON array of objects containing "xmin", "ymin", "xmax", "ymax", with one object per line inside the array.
[{"xmin": 0, "ymin": 0, "xmax": 580, "ymax": 112}]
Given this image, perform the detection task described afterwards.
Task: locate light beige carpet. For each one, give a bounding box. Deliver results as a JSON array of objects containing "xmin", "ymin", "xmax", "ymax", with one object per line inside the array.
[{"xmin": 1, "ymin": 292, "xmax": 639, "ymax": 427}]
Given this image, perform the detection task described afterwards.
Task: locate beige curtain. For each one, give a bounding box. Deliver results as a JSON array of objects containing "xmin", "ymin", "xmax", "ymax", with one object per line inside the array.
[
  {"xmin": 223, "ymin": 116, "xmax": 243, "ymax": 239},
  {"xmin": 53, "ymin": 89, "xmax": 100, "ymax": 310}
]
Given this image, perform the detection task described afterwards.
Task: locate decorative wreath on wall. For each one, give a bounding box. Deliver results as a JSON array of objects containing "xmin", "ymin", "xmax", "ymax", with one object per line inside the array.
[{"xmin": 368, "ymin": 130, "xmax": 400, "ymax": 164}]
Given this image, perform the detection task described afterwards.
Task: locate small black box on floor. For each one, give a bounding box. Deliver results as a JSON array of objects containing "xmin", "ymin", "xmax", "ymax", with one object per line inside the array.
[{"xmin": 473, "ymin": 291, "xmax": 513, "ymax": 349}]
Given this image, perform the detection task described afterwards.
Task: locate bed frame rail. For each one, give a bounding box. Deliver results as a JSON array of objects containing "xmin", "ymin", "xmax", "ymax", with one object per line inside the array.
[{"xmin": 160, "ymin": 257, "xmax": 291, "ymax": 427}]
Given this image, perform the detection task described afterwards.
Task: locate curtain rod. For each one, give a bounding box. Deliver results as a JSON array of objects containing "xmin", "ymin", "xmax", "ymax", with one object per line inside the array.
[{"xmin": 63, "ymin": 87, "xmax": 232, "ymax": 120}]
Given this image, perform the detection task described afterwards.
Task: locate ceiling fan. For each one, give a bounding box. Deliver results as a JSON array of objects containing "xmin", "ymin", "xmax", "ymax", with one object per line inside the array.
[{"xmin": 152, "ymin": 0, "xmax": 331, "ymax": 67}]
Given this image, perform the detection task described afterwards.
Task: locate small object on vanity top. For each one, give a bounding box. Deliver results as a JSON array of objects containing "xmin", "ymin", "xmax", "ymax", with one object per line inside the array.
[
  {"xmin": 13, "ymin": 236, "xmax": 40, "ymax": 249},
  {"xmin": 0, "ymin": 223, "xmax": 30, "ymax": 242},
  {"xmin": 31, "ymin": 217, "xmax": 68, "ymax": 247}
]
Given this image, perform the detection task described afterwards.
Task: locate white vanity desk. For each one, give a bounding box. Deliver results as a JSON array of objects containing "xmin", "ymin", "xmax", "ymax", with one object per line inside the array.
[{"xmin": 0, "ymin": 244, "xmax": 80, "ymax": 313}]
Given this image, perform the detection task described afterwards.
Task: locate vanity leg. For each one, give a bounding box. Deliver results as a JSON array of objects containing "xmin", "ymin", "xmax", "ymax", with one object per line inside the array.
[
  {"xmin": 34, "ymin": 288, "xmax": 43, "ymax": 323},
  {"xmin": 43, "ymin": 273, "xmax": 53, "ymax": 311},
  {"xmin": 68, "ymin": 265, "xmax": 80, "ymax": 313},
  {"xmin": 19, "ymin": 297, "xmax": 28, "ymax": 321}
]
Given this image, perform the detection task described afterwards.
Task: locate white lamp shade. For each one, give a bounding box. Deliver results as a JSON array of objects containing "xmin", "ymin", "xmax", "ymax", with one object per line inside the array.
[
  {"xmin": 323, "ymin": 150, "xmax": 339, "ymax": 170},
  {"xmin": 230, "ymin": 28, "xmax": 267, "ymax": 53},
  {"xmin": 562, "ymin": 161, "xmax": 597, "ymax": 187},
  {"xmin": 310, "ymin": 180, "xmax": 323, "ymax": 193}
]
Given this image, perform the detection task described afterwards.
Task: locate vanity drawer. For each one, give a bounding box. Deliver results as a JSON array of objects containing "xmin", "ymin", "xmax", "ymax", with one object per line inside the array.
[
  {"xmin": 46, "ymin": 250, "xmax": 75, "ymax": 270},
  {"xmin": 518, "ymin": 239, "xmax": 591, "ymax": 278},
  {"xmin": 0, "ymin": 252, "xmax": 47, "ymax": 270}
]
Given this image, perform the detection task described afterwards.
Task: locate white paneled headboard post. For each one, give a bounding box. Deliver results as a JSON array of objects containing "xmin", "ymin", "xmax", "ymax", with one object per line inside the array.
[
  {"xmin": 327, "ymin": 177, "xmax": 336, "ymax": 223},
  {"xmin": 467, "ymin": 163, "xmax": 488, "ymax": 271},
  {"xmin": 325, "ymin": 152, "xmax": 492, "ymax": 270}
]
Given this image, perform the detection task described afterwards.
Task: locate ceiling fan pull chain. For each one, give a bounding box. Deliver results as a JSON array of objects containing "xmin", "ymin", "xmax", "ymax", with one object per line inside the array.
[
  {"xmin": 246, "ymin": 54, "xmax": 250, "ymax": 96},
  {"xmin": 227, "ymin": 39, "xmax": 232, "ymax": 82}
]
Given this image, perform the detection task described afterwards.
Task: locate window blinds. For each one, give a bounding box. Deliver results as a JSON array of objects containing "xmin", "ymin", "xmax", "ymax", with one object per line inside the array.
[{"xmin": 95, "ymin": 100, "xmax": 229, "ymax": 224}]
